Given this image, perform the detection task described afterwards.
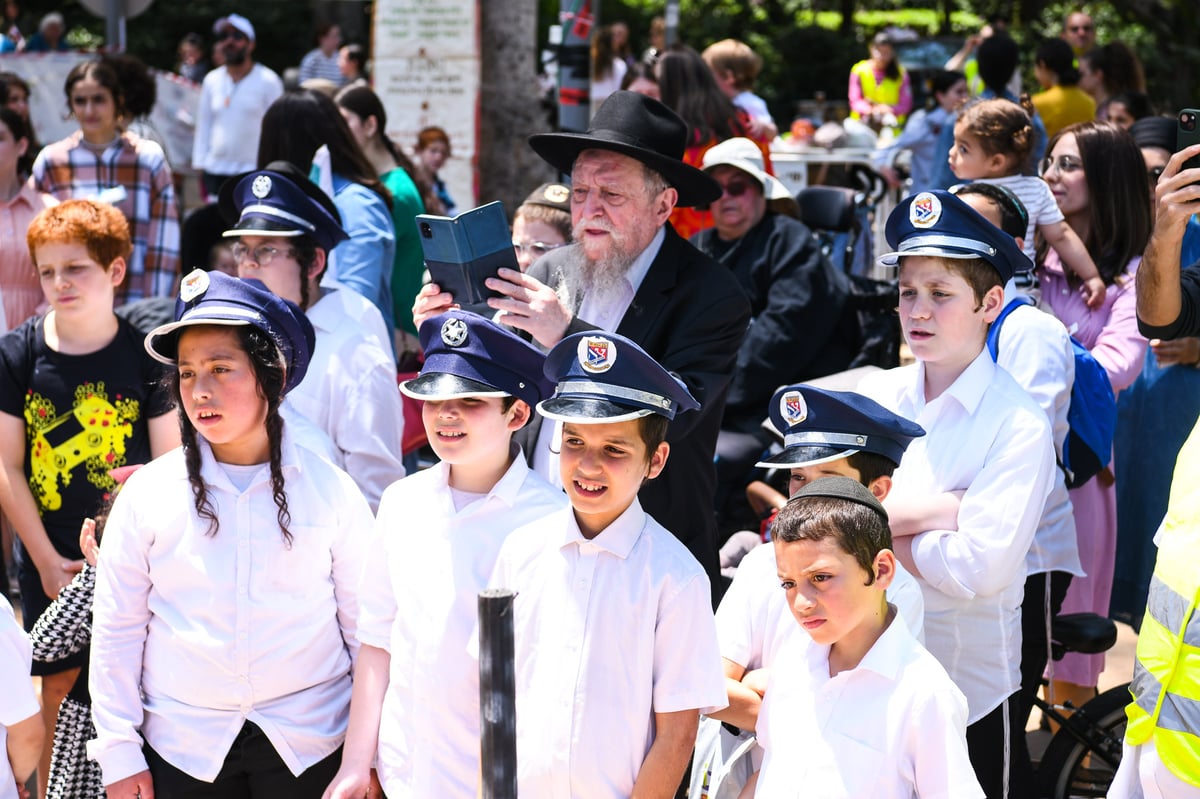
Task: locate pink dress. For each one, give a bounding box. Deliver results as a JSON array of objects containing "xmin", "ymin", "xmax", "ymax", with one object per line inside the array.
[{"xmin": 1039, "ymin": 252, "xmax": 1147, "ymax": 685}]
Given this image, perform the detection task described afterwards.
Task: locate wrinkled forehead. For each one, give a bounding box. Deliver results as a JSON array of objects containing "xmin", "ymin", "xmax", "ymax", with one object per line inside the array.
[{"xmin": 571, "ymin": 149, "xmax": 650, "ymax": 186}]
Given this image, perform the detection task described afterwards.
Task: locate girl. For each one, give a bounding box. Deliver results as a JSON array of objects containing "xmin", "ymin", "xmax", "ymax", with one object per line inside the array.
[
  {"xmin": 847, "ymin": 32, "xmax": 912, "ymax": 133},
  {"xmin": 0, "ymin": 71, "xmax": 38, "ymax": 176},
  {"xmin": 874, "ymin": 70, "xmax": 968, "ymax": 195},
  {"xmin": 949, "ymin": 97, "xmax": 1105, "ymax": 308},
  {"xmin": 0, "ymin": 106, "xmax": 55, "ymax": 329},
  {"xmin": 656, "ymin": 44, "xmax": 772, "ymax": 239},
  {"xmin": 1030, "ymin": 38, "xmax": 1096, "ymax": 139},
  {"xmin": 30, "ymin": 59, "xmax": 180, "ymax": 303},
  {"xmin": 415, "ymin": 126, "xmax": 455, "ymax": 216},
  {"xmin": 1078, "ymin": 43, "xmax": 1146, "ymax": 120},
  {"xmin": 1037, "ymin": 120, "xmax": 1152, "ymax": 715},
  {"xmin": 258, "ymin": 89, "xmax": 397, "ymax": 339},
  {"xmin": 334, "ymin": 85, "xmax": 429, "ymax": 346},
  {"xmin": 89, "ymin": 269, "xmax": 372, "ymax": 799}
]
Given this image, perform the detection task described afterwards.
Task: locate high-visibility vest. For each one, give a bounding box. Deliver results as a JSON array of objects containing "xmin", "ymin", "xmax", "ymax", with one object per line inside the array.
[
  {"xmin": 849, "ymin": 60, "xmax": 908, "ymax": 126},
  {"xmin": 1126, "ymin": 421, "xmax": 1200, "ymax": 787},
  {"xmin": 964, "ymin": 59, "xmax": 984, "ymax": 96}
]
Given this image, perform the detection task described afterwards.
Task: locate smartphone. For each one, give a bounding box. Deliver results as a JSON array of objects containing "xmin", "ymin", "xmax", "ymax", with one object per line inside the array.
[
  {"xmin": 1177, "ymin": 109, "xmax": 1200, "ymax": 172},
  {"xmin": 416, "ymin": 201, "xmax": 518, "ymax": 305}
]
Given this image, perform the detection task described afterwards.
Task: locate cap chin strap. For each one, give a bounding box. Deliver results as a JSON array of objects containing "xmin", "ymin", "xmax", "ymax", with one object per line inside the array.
[
  {"xmin": 556, "ymin": 379, "xmax": 674, "ymax": 413},
  {"xmin": 899, "ymin": 234, "xmax": 997, "ymax": 258},
  {"xmin": 783, "ymin": 430, "xmax": 870, "ymax": 449}
]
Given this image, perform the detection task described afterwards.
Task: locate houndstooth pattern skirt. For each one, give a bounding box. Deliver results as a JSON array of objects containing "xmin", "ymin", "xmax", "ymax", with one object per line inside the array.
[{"xmin": 47, "ymin": 696, "xmax": 103, "ymax": 799}]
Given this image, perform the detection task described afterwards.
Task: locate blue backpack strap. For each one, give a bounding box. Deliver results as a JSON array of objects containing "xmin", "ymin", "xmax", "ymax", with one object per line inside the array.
[{"xmin": 986, "ymin": 296, "xmax": 1037, "ymax": 361}]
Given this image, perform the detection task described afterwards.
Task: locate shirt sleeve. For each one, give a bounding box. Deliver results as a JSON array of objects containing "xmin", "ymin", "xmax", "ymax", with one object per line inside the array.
[
  {"xmin": 1091, "ymin": 267, "xmax": 1149, "ymax": 393},
  {"xmin": 143, "ymin": 151, "xmax": 181, "ymax": 298},
  {"xmin": 0, "ymin": 601, "xmax": 37, "ymax": 726},
  {"xmin": 910, "ymin": 403, "xmax": 1056, "ymax": 600},
  {"xmin": 848, "ymin": 69, "xmax": 871, "ymax": 116},
  {"xmin": 652, "ymin": 572, "xmax": 728, "ymax": 715},
  {"xmin": 330, "ymin": 187, "xmax": 396, "ymax": 327},
  {"xmin": 333, "ymin": 352, "xmax": 406, "ymax": 513},
  {"xmin": 87, "ymin": 482, "xmax": 155, "ymax": 784},
  {"xmin": 355, "ymin": 486, "xmax": 401, "ymax": 651},
  {"xmin": 713, "ymin": 547, "xmax": 769, "ymax": 669},
  {"xmin": 329, "ymin": 469, "xmax": 372, "ymax": 661},
  {"xmin": 0, "ymin": 322, "xmax": 32, "ymax": 418},
  {"xmin": 907, "ymin": 677, "xmax": 984, "ymax": 799},
  {"xmin": 995, "ymin": 309, "xmax": 1073, "ymax": 446},
  {"xmin": 1139, "ymin": 264, "xmax": 1200, "ymax": 340}
]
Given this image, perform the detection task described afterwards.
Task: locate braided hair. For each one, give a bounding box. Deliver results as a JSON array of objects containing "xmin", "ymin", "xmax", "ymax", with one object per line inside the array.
[{"xmin": 169, "ymin": 325, "xmax": 293, "ymax": 544}]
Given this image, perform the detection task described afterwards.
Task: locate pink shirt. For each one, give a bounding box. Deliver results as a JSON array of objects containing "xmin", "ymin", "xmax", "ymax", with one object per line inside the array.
[
  {"xmin": 0, "ymin": 185, "xmax": 55, "ymax": 329},
  {"xmin": 1039, "ymin": 252, "xmax": 1147, "ymax": 393}
]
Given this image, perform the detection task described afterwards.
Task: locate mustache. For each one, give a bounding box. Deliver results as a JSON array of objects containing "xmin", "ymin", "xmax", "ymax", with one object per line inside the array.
[{"xmin": 573, "ymin": 217, "xmax": 615, "ymax": 239}]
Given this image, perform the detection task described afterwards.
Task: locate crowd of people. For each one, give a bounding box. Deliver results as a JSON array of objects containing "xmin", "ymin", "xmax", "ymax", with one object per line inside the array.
[{"xmin": 0, "ymin": 7, "xmax": 1198, "ymax": 799}]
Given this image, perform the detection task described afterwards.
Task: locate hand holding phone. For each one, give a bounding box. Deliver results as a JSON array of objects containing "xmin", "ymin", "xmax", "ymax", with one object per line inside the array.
[
  {"xmin": 417, "ymin": 201, "xmax": 519, "ymax": 306},
  {"xmin": 1176, "ymin": 109, "xmax": 1200, "ymax": 173}
]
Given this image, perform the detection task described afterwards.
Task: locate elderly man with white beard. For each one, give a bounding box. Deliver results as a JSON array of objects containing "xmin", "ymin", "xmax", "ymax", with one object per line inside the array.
[{"xmin": 414, "ymin": 91, "xmax": 751, "ymax": 600}]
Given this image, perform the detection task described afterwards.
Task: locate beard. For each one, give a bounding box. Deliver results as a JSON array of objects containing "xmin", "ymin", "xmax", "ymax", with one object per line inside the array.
[
  {"xmin": 224, "ymin": 45, "xmax": 249, "ymax": 66},
  {"xmin": 570, "ymin": 216, "xmax": 645, "ymax": 296}
]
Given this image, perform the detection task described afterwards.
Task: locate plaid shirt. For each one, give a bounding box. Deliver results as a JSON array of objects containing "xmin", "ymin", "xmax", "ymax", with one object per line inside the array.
[{"xmin": 31, "ymin": 131, "xmax": 180, "ymax": 302}]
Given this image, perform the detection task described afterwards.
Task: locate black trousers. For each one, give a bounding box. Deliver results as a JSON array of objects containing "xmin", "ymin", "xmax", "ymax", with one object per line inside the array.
[
  {"xmin": 145, "ymin": 722, "xmax": 341, "ymax": 799},
  {"xmin": 1018, "ymin": 570, "xmax": 1074, "ymax": 725},
  {"xmin": 966, "ymin": 691, "xmax": 1034, "ymax": 799}
]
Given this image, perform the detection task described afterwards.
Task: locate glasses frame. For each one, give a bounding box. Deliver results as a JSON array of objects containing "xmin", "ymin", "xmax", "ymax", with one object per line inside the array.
[{"xmin": 230, "ymin": 243, "xmax": 298, "ymax": 267}]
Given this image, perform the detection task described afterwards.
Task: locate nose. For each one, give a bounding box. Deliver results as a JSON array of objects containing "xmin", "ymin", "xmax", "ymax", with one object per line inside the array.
[
  {"xmin": 791, "ymin": 585, "xmax": 816, "ymax": 614},
  {"xmin": 577, "ymin": 189, "xmax": 605, "ymax": 219},
  {"xmin": 191, "ymin": 373, "xmax": 214, "ymax": 400},
  {"xmin": 906, "ymin": 293, "xmax": 932, "ymax": 319},
  {"xmin": 52, "ymin": 269, "xmax": 70, "ymax": 290}
]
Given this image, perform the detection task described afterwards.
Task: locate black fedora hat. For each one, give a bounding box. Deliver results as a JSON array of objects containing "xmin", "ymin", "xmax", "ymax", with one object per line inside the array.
[{"xmin": 528, "ymin": 91, "xmax": 721, "ymax": 208}]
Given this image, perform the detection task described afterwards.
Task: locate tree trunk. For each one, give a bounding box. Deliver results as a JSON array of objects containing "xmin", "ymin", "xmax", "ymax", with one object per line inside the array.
[{"xmin": 479, "ymin": 0, "xmax": 555, "ymax": 211}]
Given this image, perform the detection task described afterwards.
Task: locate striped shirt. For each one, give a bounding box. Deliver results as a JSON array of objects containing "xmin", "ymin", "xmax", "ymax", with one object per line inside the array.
[{"xmin": 31, "ymin": 130, "xmax": 181, "ymax": 302}]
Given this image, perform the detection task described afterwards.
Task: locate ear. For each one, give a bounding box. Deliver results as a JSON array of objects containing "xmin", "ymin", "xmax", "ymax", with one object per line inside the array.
[
  {"xmin": 873, "ymin": 548, "xmax": 897, "ymax": 590},
  {"xmin": 363, "ymin": 115, "xmax": 379, "ymax": 139},
  {"xmin": 506, "ymin": 399, "xmax": 531, "ymax": 431},
  {"xmin": 1014, "ymin": 236, "xmax": 1026, "ymax": 253},
  {"xmin": 868, "ymin": 474, "xmax": 892, "ymax": 502},
  {"xmin": 652, "ymin": 186, "xmax": 677, "ymax": 226},
  {"xmin": 646, "ymin": 440, "xmax": 669, "ymax": 480},
  {"xmin": 107, "ymin": 256, "xmax": 127, "ymax": 288},
  {"xmin": 308, "ymin": 248, "xmax": 327, "ymax": 283},
  {"xmin": 15, "ymin": 136, "xmax": 26, "ymax": 158},
  {"xmin": 980, "ymin": 283, "xmax": 1005, "ymax": 322},
  {"xmin": 987, "ymin": 151, "xmax": 1010, "ymax": 175}
]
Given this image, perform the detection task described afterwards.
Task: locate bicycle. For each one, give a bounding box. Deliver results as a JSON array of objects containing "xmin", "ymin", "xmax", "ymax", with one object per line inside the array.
[{"xmin": 1031, "ymin": 612, "xmax": 1131, "ymax": 798}]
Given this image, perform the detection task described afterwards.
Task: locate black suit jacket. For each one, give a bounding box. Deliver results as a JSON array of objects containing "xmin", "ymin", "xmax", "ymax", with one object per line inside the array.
[{"xmin": 519, "ymin": 225, "xmax": 751, "ymax": 600}]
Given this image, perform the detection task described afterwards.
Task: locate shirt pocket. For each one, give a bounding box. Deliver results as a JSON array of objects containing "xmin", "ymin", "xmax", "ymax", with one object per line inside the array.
[{"xmin": 261, "ymin": 524, "xmax": 335, "ymax": 600}]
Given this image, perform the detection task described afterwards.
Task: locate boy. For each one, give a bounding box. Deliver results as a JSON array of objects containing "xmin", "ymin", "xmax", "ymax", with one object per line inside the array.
[
  {"xmin": 692, "ymin": 384, "xmax": 931, "ymax": 799},
  {"xmin": 220, "ymin": 162, "xmax": 405, "ymax": 512},
  {"xmin": 951, "ymin": 181, "xmax": 1083, "ymax": 725},
  {"xmin": 701, "ymin": 39, "xmax": 777, "ymax": 139},
  {"xmin": 858, "ymin": 189, "xmax": 1057, "ymax": 798},
  {"xmin": 711, "ymin": 384, "xmax": 929, "ymax": 733},
  {"xmin": 0, "ymin": 199, "xmax": 178, "ymax": 797},
  {"xmin": 489, "ymin": 331, "xmax": 726, "ymax": 798},
  {"xmin": 511, "ymin": 182, "xmax": 571, "ymax": 273},
  {"xmin": 323, "ymin": 310, "xmax": 566, "ymax": 798},
  {"xmin": 2, "ymin": 592, "xmax": 41, "ymax": 799},
  {"xmin": 750, "ymin": 477, "xmax": 982, "ymax": 797}
]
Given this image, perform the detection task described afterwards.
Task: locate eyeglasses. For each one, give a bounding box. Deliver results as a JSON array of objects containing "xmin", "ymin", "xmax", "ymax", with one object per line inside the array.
[
  {"xmin": 217, "ymin": 29, "xmax": 247, "ymax": 42},
  {"xmin": 1148, "ymin": 165, "xmax": 1166, "ymax": 185},
  {"xmin": 1040, "ymin": 155, "xmax": 1084, "ymax": 176},
  {"xmin": 512, "ymin": 240, "xmax": 567, "ymax": 259},
  {"xmin": 231, "ymin": 243, "xmax": 296, "ymax": 267}
]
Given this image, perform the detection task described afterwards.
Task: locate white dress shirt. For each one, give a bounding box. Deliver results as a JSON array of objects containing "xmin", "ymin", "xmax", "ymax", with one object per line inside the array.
[
  {"xmin": 191, "ymin": 64, "xmax": 284, "ymax": 174},
  {"xmin": 755, "ymin": 612, "xmax": 983, "ymax": 799},
  {"xmin": 858, "ymin": 351, "xmax": 1056, "ymax": 723},
  {"xmin": 488, "ymin": 500, "xmax": 727, "ymax": 798},
  {"xmin": 0, "ymin": 596, "xmax": 37, "ymax": 799},
  {"xmin": 288, "ymin": 288, "xmax": 405, "ymax": 512},
  {"xmin": 532, "ymin": 226, "xmax": 665, "ymax": 486},
  {"xmin": 717, "ymin": 539, "xmax": 925, "ymax": 677},
  {"xmin": 995, "ymin": 280, "xmax": 1083, "ymax": 578},
  {"xmin": 358, "ymin": 452, "xmax": 566, "ymax": 797},
  {"xmin": 88, "ymin": 434, "xmax": 372, "ymax": 784}
]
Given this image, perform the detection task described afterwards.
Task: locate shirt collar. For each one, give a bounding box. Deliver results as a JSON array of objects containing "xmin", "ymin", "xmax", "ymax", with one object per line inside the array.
[
  {"xmin": 430, "ymin": 443, "xmax": 532, "ymax": 512},
  {"xmin": 917, "ymin": 348, "xmax": 995, "ymax": 414},
  {"xmin": 558, "ymin": 498, "xmax": 646, "ymax": 559},
  {"xmin": 853, "ymin": 605, "xmax": 910, "ymax": 680},
  {"xmin": 196, "ymin": 425, "xmax": 303, "ymax": 493},
  {"xmin": 626, "ymin": 226, "xmax": 665, "ymax": 296}
]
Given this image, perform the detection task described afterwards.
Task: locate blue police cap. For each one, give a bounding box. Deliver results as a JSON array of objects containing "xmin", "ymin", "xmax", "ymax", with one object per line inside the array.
[
  {"xmin": 538, "ymin": 331, "xmax": 700, "ymax": 423},
  {"xmin": 757, "ymin": 384, "xmax": 924, "ymax": 469},
  {"xmin": 401, "ymin": 310, "xmax": 552, "ymax": 409},
  {"xmin": 219, "ymin": 161, "xmax": 349, "ymax": 253},
  {"xmin": 144, "ymin": 269, "xmax": 316, "ymax": 396},
  {"xmin": 877, "ymin": 189, "xmax": 1027, "ymax": 283}
]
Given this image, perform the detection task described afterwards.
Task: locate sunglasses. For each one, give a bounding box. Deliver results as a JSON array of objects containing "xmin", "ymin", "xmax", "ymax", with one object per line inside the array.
[
  {"xmin": 696, "ymin": 177, "xmax": 755, "ymax": 211},
  {"xmin": 217, "ymin": 29, "xmax": 248, "ymax": 42},
  {"xmin": 1068, "ymin": 24, "xmax": 1093, "ymax": 32}
]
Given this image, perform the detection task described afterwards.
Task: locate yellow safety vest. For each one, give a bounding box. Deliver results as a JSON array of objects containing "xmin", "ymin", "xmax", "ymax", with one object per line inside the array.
[
  {"xmin": 964, "ymin": 59, "xmax": 983, "ymax": 96},
  {"xmin": 850, "ymin": 60, "xmax": 908, "ymax": 126},
  {"xmin": 1126, "ymin": 421, "xmax": 1200, "ymax": 787}
]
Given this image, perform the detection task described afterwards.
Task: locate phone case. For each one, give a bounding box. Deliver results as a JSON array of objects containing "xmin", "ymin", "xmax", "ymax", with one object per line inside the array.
[
  {"xmin": 416, "ymin": 201, "xmax": 518, "ymax": 305},
  {"xmin": 1177, "ymin": 108, "xmax": 1200, "ymax": 171}
]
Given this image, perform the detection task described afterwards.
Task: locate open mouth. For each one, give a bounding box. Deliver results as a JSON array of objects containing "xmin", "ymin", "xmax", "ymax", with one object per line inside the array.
[{"xmin": 572, "ymin": 479, "xmax": 607, "ymax": 497}]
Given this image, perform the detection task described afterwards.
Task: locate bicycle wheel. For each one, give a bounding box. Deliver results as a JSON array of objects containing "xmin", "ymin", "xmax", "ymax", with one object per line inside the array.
[{"xmin": 1037, "ymin": 684, "xmax": 1131, "ymax": 799}]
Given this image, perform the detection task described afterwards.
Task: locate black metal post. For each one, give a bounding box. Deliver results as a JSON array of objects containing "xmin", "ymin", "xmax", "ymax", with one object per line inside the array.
[{"xmin": 479, "ymin": 589, "xmax": 518, "ymax": 799}]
